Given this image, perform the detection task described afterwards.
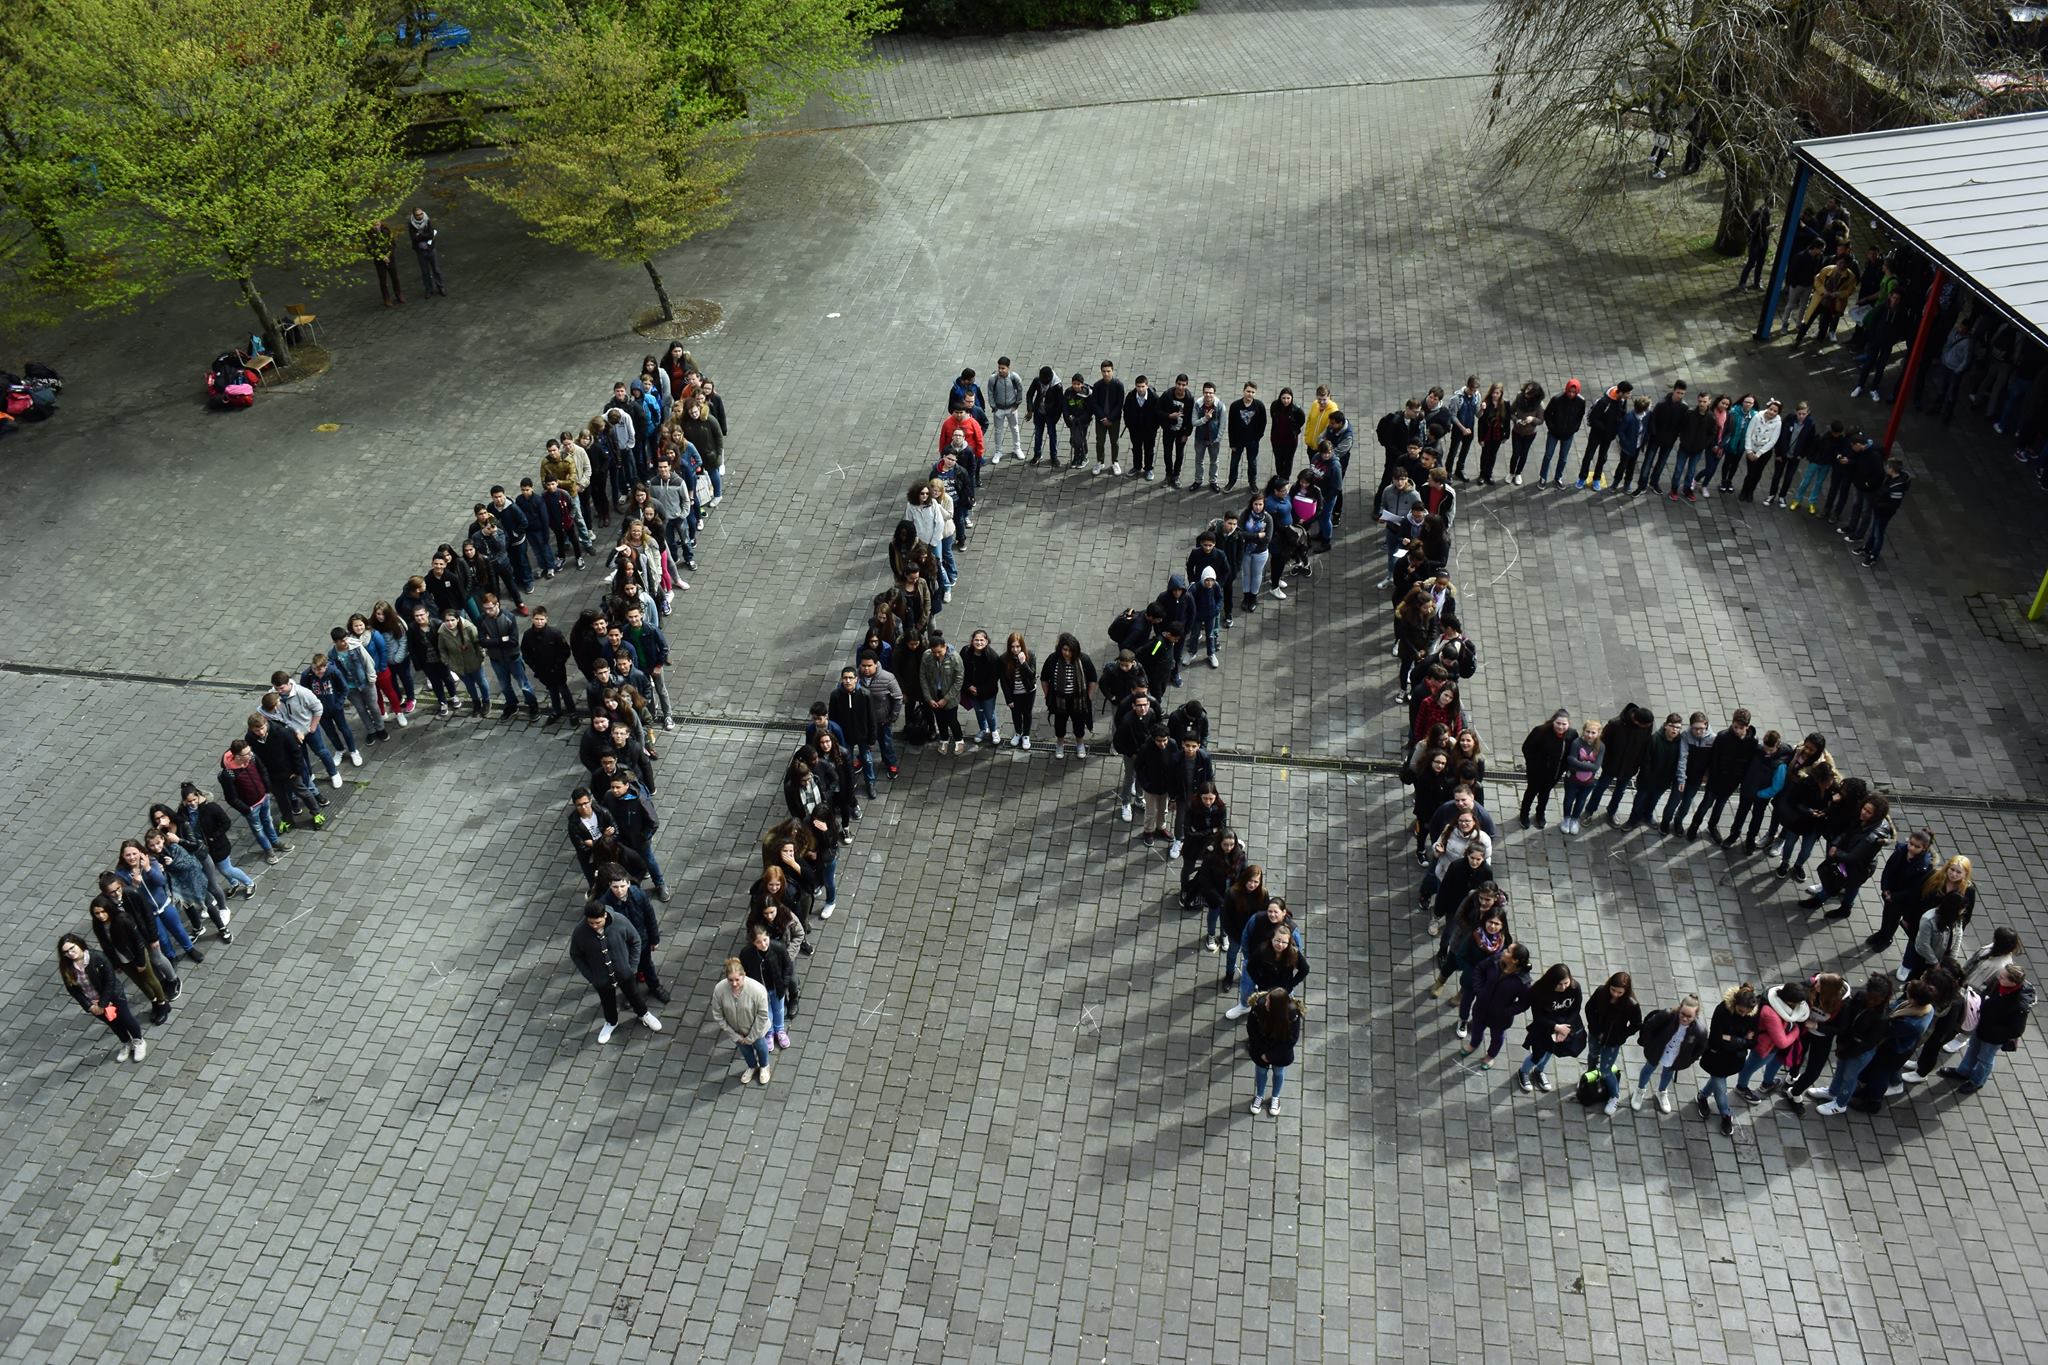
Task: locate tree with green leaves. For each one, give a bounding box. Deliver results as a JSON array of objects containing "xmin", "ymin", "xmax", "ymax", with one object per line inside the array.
[
  {"xmin": 470, "ymin": 0, "xmax": 895, "ymax": 320},
  {"xmin": 1484, "ymin": 0, "xmax": 2046, "ymax": 254},
  {"xmin": 28, "ymin": 0, "xmax": 420, "ymax": 360}
]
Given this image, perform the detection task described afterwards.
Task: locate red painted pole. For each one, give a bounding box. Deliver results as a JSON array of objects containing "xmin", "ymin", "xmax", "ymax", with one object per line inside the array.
[{"xmin": 1881, "ymin": 268, "xmax": 1945, "ymax": 457}]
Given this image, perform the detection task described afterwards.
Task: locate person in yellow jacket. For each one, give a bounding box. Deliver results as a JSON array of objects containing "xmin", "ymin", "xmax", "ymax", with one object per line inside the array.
[{"xmin": 1303, "ymin": 384, "xmax": 1341, "ymax": 452}]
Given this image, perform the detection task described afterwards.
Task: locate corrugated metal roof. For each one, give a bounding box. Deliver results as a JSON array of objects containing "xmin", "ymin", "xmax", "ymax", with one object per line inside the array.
[{"xmin": 1797, "ymin": 111, "xmax": 2048, "ymax": 348}]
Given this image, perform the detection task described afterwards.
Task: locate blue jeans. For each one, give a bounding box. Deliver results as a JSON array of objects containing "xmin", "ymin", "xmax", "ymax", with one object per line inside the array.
[
  {"xmin": 216, "ymin": 854, "xmax": 257, "ymax": 889},
  {"xmin": 1032, "ymin": 416, "xmax": 1060, "ymax": 460},
  {"xmin": 1639, "ymin": 442, "xmax": 1672, "ymax": 490},
  {"xmin": 302, "ymin": 729, "xmax": 339, "ymax": 778},
  {"xmin": 767, "ymin": 992, "xmax": 786, "ymax": 1037},
  {"xmin": 735, "ymin": 1037, "xmax": 771, "ymax": 1071},
  {"xmin": 458, "ymin": 669, "xmax": 489, "ymax": 708},
  {"xmin": 637, "ymin": 844, "xmax": 666, "ymax": 890},
  {"xmin": 1827, "ymin": 1049, "xmax": 1874, "ymax": 1102},
  {"xmin": 1254, "ymin": 1063, "xmax": 1287, "ymax": 1098},
  {"xmin": 1736, "ymin": 1051, "xmax": 1783, "ymax": 1089},
  {"xmin": 1591, "ymin": 1042, "xmax": 1623, "ymax": 1078},
  {"xmin": 1539, "ymin": 432, "xmax": 1575, "ymax": 482},
  {"xmin": 1697, "ymin": 1074, "xmax": 1731, "ymax": 1115},
  {"xmin": 972, "ymin": 697, "xmax": 999, "ymax": 734},
  {"xmin": 1636, "ymin": 1061, "xmax": 1676, "ymax": 1092},
  {"xmin": 876, "ymin": 727, "xmax": 898, "ymax": 770},
  {"xmin": 937, "ymin": 536, "xmax": 958, "ymax": 589},
  {"xmin": 1561, "ymin": 782, "xmax": 1594, "ymax": 820},
  {"xmin": 706, "ymin": 466, "xmax": 723, "ymax": 499},
  {"xmin": 1586, "ymin": 774, "xmax": 1630, "ymax": 818},
  {"xmin": 1698, "ymin": 451, "xmax": 1723, "ymax": 488},
  {"xmin": 1518, "ymin": 1049, "xmax": 1556, "ymax": 1078},
  {"xmin": 320, "ymin": 709, "xmax": 356, "ymax": 755},
  {"xmin": 243, "ymin": 797, "xmax": 282, "ymax": 851},
  {"xmin": 489, "ymin": 656, "xmax": 537, "ymax": 705},
  {"xmin": 1197, "ymin": 610, "xmax": 1220, "ymax": 658},
  {"xmin": 821, "ymin": 854, "xmax": 838, "ymax": 904},
  {"xmin": 1862, "ymin": 512, "xmax": 1893, "ymax": 559},
  {"xmin": 1671, "ymin": 450, "xmax": 1702, "ymax": 492},
  {"xmin": 1775, "ymin": 828, "xmax": 1821, "ymax": 870},
  {"xmin": 854, "ymin": 744, "xmax": 879, "ymax": 792},
  {"xmin": 1792, "ymin": 463, "xmax": 1828, "ymax": 505},
  {"xmin": 155, "ymin": 906, "xmax": 197, "ymax": 958},
  {"xmin": 1959, "ymin": 1036, "xmax": 2001, "ymax": 1088}
]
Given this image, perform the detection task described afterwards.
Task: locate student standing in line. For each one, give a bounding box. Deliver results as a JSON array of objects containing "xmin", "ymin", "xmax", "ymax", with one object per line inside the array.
[
  {"xmin": 1584, "ymin": 971, "xmax": 1642, "ymax": 1116},
  {"xmin": 1779, "ymin": 973, "xmax": 1849, "ymax": 1112},
  {"xmin": 740, "ymin": 924, "xmax": 797, "ymax": 1055},
  {"xmin": 1735, "ymin": 981, "xmax": 1810, "ymax": 1101},
  {"xmin": 1463, "ymin": 942, "xmax": 1532, "ymax": 1069},
  {"xmin": 1941, "ymin": 964, "xmax": 2033, "ymax": 1094},
  {"xmin": 570, "ymin": 902, "xmax": 660, "ymax": 1045},
  {"xmin": 1245, "ymin": 988, "xmax": 1305, "ymax": 1117},
  {"xmin": 58, "ymin": 935, "xmax": 147, "ymax": 1062},
  {"xmin": 1629, "ymin": 995, "xmax": 1707, "ymax": 1114},
  {"xmin": 711, "ymin": 956, "xmax": 775, "ymax": 1086},
  {"xmin": 1558, "ymin": 719, "xmax": 1603, "ymax": 835},
  {"xmin": 1695, "ymin": 984, "xmax": 1761, "ymax": 1135},
  {"xmin": 87, "ymin": 895, "xmax": 170, "ymax": 1025},
  {"xmin": 1514, "ymin": 964, "xmax": 1585, "ymax": 1092}
]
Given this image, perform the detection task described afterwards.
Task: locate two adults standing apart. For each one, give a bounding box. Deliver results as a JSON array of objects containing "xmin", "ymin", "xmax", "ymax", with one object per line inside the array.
[{"xmin": 408, "ymin": 208, "xmax": 447, "ymax": 299}]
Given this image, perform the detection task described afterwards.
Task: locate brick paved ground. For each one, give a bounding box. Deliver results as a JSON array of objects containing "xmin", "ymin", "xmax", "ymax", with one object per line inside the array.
[{"xmin": 5, "ymin": 2, "xmax": 2048, "ymax": 1361}]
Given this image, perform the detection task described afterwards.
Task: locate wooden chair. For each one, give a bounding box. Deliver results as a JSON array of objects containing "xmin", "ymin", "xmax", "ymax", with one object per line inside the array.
[
  {"xmin": 283, "ymin": 304, "xmax": 320, "ymax": 344},
  {"xmin": 237, "ymin": 348, "xmax": 276, "ymax": 384}
]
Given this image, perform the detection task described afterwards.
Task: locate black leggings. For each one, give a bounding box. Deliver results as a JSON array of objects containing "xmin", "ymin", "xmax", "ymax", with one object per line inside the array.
[
  {"xmin": 934, "ymin": 704, "xmax": 963, "ymax": 742},
  {"xmin": 1007, "ymin": 695, "xmax": 1035, "ymax": 736},
  {"xmin": 97, "ymin": 996, "xmax": 144, "ymax": 1044},
  {"xmin": 1478, "ymin": 439, "xmax": 1504, "ymax": 481},
  {"xmin": 1508, "ymin": 433, "xmax": 1536, "ymax": 477},
  {"xmin": 1788, "ymin": 1034, "xmax": 1834, "ymax": 1094},
  {"xmin": 1051, "ymin": 700, "xmax": 1092, "ymax": 738}
]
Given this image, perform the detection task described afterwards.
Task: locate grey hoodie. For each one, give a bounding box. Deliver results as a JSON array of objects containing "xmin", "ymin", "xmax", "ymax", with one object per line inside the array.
[
  {"xmin": 1673, "ymin": 725, "xmax": 1713, "ymax": 789},
  {"xmin": 988, "ymin": 371, "xmax": 1023, "ymax": 411}
]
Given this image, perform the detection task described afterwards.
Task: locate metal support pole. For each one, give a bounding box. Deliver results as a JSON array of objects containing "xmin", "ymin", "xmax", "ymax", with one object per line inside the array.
[
  {"xmin": 1881, "ymin": 268, "xmax": 1946, "ymax": 457},
  {"xmin": 1755, "ymin": 163, "xmax": 1812, "ymax": 341},
  {"xmin": 2030, "ymin": 568, "xmax": 2048, "ymax": 622}
]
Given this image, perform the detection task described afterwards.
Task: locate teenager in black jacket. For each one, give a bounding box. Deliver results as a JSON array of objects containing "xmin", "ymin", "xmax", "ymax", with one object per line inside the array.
[
  {"xmin": 1518, "ymin": 708, "xmax": 1576, "ymax": 828},
  {"xmin": 959, "ymin": 629, "xmax": 1003, "ymax": 746},
  {"xmin": 1515, "ymin": 964, "xmax": 1585, "ymax": 1092},
  {"xmin": 1687, "ymin": 709, "xmax": 1758, "ymax": 841},
  {"xmin": 1695, "ymin": 984, "xmax": 1761, "ymax": 1135},
  {"xmin": 1630, "ymin": 995, "xmax": 1707, "ymax": 1112},
  {"xmin": 1584, "ymin": 971, "xmax": 1643, "ymax": 1114},
  {"xmin": 1801, "ymin": 793, "xmax": 1892, "ymax": 918},
  {"xmin": 58, "ymin": 935, "xmax": 146, "ymax": 1062}
]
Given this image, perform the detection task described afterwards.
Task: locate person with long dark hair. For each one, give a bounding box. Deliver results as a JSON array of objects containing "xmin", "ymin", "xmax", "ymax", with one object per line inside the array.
[
  {"xmin": 1514, "ymin": 963, "xmax": 1585, "ymax": 1092},
  {"xmin": 1037, "ymin": 632, "xmax": 1098, "ymax": 759},
  {"xmin": 1463, "ymin": 942, "xmax": 1532, "ymax": 1069},
  {"xmin": 1584, "ymin": 971, "xmax": 1642, "ymax": 1115},
  {"xmin": 57, "ymin": 933, "xmax": 146, "ymax": 1062},
  {"xmin": 1245, "ymin": 988, "xmax": 1306, "ymax": 1117}
]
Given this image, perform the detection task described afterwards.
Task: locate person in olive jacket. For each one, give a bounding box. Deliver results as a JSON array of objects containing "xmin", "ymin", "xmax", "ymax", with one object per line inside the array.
[
  {"xmin": 1630, "ymin": 995, "xmax": 1709, "ymax": 1113},
  {"xmin": 1695, "ymin": 984, "xmax": 1762, "ymax": 1135},
  {"xmin": 1518, "ymin": 708, "xmax": 1576, "ymax": 829},
  {"xmin": 1586, "ymin": 703, "xmax": 1653, "ymax": 822}
]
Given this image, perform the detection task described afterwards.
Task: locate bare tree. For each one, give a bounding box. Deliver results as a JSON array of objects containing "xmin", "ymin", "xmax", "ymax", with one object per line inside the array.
[{"xmin": 1484, "ymin": 0, "xmax": 2045, "ymax": 253}]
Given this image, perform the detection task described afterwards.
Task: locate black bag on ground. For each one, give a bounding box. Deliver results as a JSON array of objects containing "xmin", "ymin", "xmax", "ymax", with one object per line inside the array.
[{"xmin": 1575, "ymin": 1068, "xmax": 1612, "ymax": 1105}]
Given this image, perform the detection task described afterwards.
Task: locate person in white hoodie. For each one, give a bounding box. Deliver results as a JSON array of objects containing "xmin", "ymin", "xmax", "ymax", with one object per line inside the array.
[
  {"xmin": 1734, "ymin": 982, "xmax": 1810, "ymax": 1098},
  {"xmin": 1736, "ymin": 399, "xmax": 1784, "ymax": 503}
]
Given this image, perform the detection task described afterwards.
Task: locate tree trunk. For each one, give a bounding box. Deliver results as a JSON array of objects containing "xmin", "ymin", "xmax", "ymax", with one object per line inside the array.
[
  {"xmin": 0, "ymin": 123, "xmax": 69, "ymax": 266},
  {"xmin": 240, "ymin": 274, "xmax": 293, "ymax": 366},
  {"xmin": 1712, "ymin": 155, "xmax": 1753, "ymax": 256},
  {"xmin": 643, "ymin": 259, "xmax": 676, "ymax": 321}
]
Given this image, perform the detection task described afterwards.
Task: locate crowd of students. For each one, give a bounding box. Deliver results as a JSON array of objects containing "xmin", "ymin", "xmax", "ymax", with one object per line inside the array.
[
  {"xmin": 56, "ymin": 345, "xmax": 731, "ymax": 1065},
  {"xmin": 1399, "ymin": 643, "xmax": 2031, "ymax": 1131}
]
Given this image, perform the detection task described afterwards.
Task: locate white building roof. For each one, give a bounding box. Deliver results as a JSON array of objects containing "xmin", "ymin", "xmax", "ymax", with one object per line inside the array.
[{"xmin": 1797, "ymin": 111, "xmax": 2048, "ymax": 347}]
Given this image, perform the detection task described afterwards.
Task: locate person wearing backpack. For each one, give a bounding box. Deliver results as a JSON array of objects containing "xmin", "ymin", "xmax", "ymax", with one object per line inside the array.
[
  {"xmin": 1583, "ymin": 971, "xmax": 1642, "ymax": 1116},
  {"xmin": 1695, "ymin": 984, "xmax": 1761, "ymax": 1135},
  {"xmin": 1629, "ymin": 994, "xmax": 1707, "ymax": 1114},
  {"xmin": 1942, "ymin": 964, "xmax": 2033, "ymax": 1094}
]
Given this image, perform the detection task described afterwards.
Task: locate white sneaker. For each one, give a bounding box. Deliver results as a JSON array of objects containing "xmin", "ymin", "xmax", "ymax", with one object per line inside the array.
[
  {"xmin": 1803, "ymin": 882, "xmax": 1823, "ymax": 896},
  {"xmin": 1943, "ymin": 1037, "xmax": 1968, "ymax": 1054},
  {"xmin": 1266, "ymin": 1099, "xmax": 1281, "ymax": 1115},
  {"xmin": 1513, "ymin": 474, "xmax": 1524, "ymax": 485},
  {"xmin": 1376, "ymin": 576, "xmax": 1392, "ymax": 589},
  {"xmin": 662, "ymin": 717, "xmax": 675, "ymax": 731},
  {"xmin": 598, "ymin": 1023, "xmax": 616, "ymax": 1044},
  {"xmin": 989, "ymin": 730, "xmax": 1002, "ymax": 745},
  {"xmin": 1270, "ymin": 587, "xmax": 1286, "ymax": 600},
  {"xmin": 1816, "ymin": 1100, "xmax": 1846, "ymax": 1115},
  {"xmin": 1885, "ymin": 1083, "xmax": 1905, "ymax": 1097},
  {"xmin": 759, "ymin": 1065, "xmax": 772, "ymax": 1085},
  {"xmin": 739, "ymin": 1067, "xmax": 753, "ymax": 1084},
  {"xmin": 1249, "ymin": 1095, "xmax": 1264, "ymax": 1114},
  {"xmin": 710, "ymin": 495, "xmax": 723, "ymax": 508},
  {"xmin": 1020, "ymin": 736, "xmax": 1031, "ymax": 750},
  {"xmin": 1207, "ymin": 654, "xmax": 1218, "ymax": 669},
  {"xmin": 1225, "ymin": 1004, "xmax": 1249, "ymax": 1020},
  {"xmin": 674, "ymin": 580, "xmax": 690, "ymax": 592},
  {"xmin": 331, "ymin": 771, "xmax": 345, "ymax": 788},
  {"xmin": 1075, "ymin": 744, "xmax": 1087, "ymax": 758},
  {"xmin": 1604, "ymin": 1097, "xmax": 1620, "ymax": 1116},
  {"xmin": 1206, "ymin": 936, "xmax": 1220, "ymax": 953},
  {"xmin": 115, "ymin": 1044, "xmax": 132, "ymax": 1062},
  {"xmin": 989, "ymin": 453, "xmax": 1002, "ymax": 466},
  {"xmin": 1656, "ymin": 1091, "xmax": 1672, "ymax": 1114},
  {"xmin": 821, "ymin": 901, "xmax": 836, "ymax": 920},
  {"xmin": 1093, "ymin": 462, "xmax": 1106, "ymax": 475},
  {"xmin": 942, "ymin": 588, "xmax": 952, "ymax": 603},
  {"xmin": 348, "ymin": 749, "xmax": 364, "ymax": 767},
  {"xmin": 1900, "ymin": 1067, "xmax": 1920, "ymax": 1084},
  {"xmin": 1119, "ymin": 803, "xmax": 1132, "ymax": 822},
  {"xmin": 132, "ymin": 1039, "xmax": 147, "ymax": 1061},
  {"xmin": 640, "ymin": 1013, "xmax": 662, "ymax": 1031},
  {"xmin": 1850, "ymin": 386, "xmax": 1863, "ymax": 398},
  {"xmin": 1895, "ymin": 964, "xmax": 1911, "ymax": 981},
  {"xmin": 218, "ymin": 905, "xmax": 232, "ymax": 928},
  {"xmin": 1053, "ymin": 743, "xmax": 1064, "ymax": 759},
  {"xmin": 395, "ymin": 712, "xmax": 409, "ymax": 728},
  {"xmin": 1169, "ymin": 839, "xmax": 1184, "ymax": 858},
  {"xmin": 1112, "ymin": 462, "xmax": 1123, "ymax": 475},
  {"xmin": 1631, "ymin": 1087, "xmax": 1649, "ymax": 1110}
]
